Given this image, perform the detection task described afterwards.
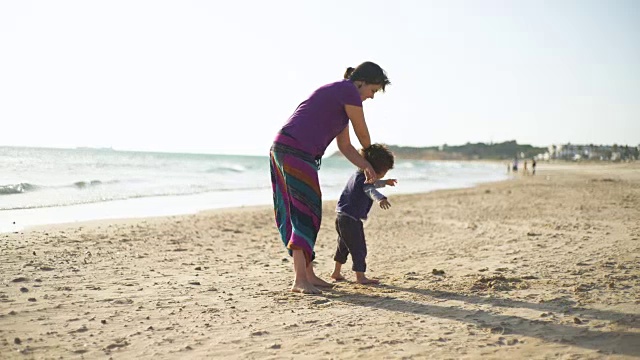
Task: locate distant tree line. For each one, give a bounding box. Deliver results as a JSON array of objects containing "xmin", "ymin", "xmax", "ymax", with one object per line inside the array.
[
  {"xmin": 331, "ymin": 141, "xmax": 638, "ymax": 161},
  {"xmin": 332, "ymin": 141, "xmax": 545, "ymax": 160}
]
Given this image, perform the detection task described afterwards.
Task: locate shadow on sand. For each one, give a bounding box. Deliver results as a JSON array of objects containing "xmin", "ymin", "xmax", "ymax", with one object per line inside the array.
[{"xmin": 327, "ymin": 284, "xmax": 640, "ymax": 357}]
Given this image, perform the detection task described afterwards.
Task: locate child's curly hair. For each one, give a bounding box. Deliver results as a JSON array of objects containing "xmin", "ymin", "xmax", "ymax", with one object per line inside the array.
[{"xmin": 360, "ymin": 144, "xmax": 394, "ymax": 174}]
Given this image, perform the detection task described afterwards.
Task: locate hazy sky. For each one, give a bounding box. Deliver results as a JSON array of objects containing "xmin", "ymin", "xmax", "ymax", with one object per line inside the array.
[{"xmin": 1, "ymin": 0, "xmax": 638, "ymax": 155}]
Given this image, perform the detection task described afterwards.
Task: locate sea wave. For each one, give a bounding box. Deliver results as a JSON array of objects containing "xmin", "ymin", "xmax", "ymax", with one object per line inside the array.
[
  {"xmin": 0, "ymin": 184, "xmax": 272, "ymax": 210},
  {"xmin": 0, "ymin": 179, "xmax": 121, "ymax": 195},
  {"xmin": 0, "ymin": 183, "xmax": 39, "ymax": 195},
  {"xmin": 205, "ymin": 164, "xmax": 247, "ymax": 173}
]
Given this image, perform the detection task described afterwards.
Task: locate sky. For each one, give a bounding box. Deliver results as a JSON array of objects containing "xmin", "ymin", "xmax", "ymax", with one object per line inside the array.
[{"xmin": 1, "ymin": 0, "xmax": 638, "ymax": 156}]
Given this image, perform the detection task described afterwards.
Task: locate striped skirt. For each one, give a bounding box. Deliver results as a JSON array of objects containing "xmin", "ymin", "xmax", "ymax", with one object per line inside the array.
[{"xmin": 270, "ymin": 133, "xmax": 322, "ymax": 265}]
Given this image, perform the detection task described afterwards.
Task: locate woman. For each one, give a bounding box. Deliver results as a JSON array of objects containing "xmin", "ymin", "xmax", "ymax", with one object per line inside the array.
[{"xmin": 270, "ymin": 61, "xmax": 390, "ymax": 294}]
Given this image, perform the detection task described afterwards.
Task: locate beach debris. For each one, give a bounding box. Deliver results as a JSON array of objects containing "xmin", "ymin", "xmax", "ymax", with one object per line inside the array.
[
  {"xmin": 404, "ymin": 271, "xmax": 420, "ymax": 280},
  {"xmin": 194, "ymin": 266, "xmax": 202, "ymax": 270},
  {"xmin": 188, "ymin": 281, "xmax": 201, "ymax": 286},
  {"xmin": 526, "ymin": 232, "xmax": 541, "ymax": 237},
  {"xmin": 432, "ymin": 269, "xmax": 445, "ymax": 276},
  {"xmin": 101, "ymin": 320, "xmax": 107, "ymax": 324},
  {"xmin": 312, "ymin": 299, "xmax": 330, "ymax": 305},
  {"xmin": 19, "ymin": 287, "xmax": 29, "ymax": 293},
  {"xmin": 486, "ymin": 326, "xmax": 506, "ymax": 335},
  {"xmin": 478, "ymin": 268, "xmax": 489, "ymax": 272},
  {"xmin": 573, "ymin": 317, "xmax": 583, "ymax": 324},
  {"xmin": 111, "ymin": 298, "xmax": 133, "ymax": 305},
  {"xmin": 11, "ymin": 277, "xmax": 29, "ymax": 283},
  {"xmin": 596, "ymin": 178, "xmax": 617, "ymax": 182},
  {"xmin": 69, "ymin": 325, "xmax": 89, "ymax": 333},
  {"xmin": 27, "ymin": 298, "xmax": 36, "ymax": 302},
  {"xmin": 507, "ymin": 338, "xmax": 519, "ymax": 346},
  {"xmin": 268, "ymin": 343, "xmax": 282, "ymax": 349},
  {"xmin": 14, "ymin": 338, "xmax": 21, "ymax": 345},
  {"xmin": 471, "ymin": 275, "xmax": 525, "ymax": 291},
  {"xmin": 39, "ymin": 266, "xmax": 55, "ymax": 271},
  {"xmin": 104, "ymin": 339, "xmax": 129, "ymax": 351},
  {"xmin": 251, "ymin": 330, "xmax": 269, "ymax": 336},
  {"xmin": 574, "ymin": 283, "xmax": 594, "ymax": 292}
]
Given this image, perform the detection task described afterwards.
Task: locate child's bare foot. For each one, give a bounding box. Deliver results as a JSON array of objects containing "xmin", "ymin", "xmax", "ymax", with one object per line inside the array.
[
  {"xmin": 356, "ymin": 277, "xmax": 379, "ymax": 285},
  {"xmin": 291, "ymin": 280, "xmax": 321, "ymax": 294},
  {"xmin": 356, "ymin": 272, "xmax": 379, "ymax": 285},
  {"xmin": 331, "ymin": 262, "xmax": 345, "ymax": 282}
]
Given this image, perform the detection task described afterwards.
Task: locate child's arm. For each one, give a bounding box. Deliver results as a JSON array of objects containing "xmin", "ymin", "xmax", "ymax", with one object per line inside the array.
[
  {"xmin": 374, "ymin": 179, "xmax": 397, "ymax": 188},
  {"xmin": 363, "ymin": 185, "xmax": 392, "ymax": 210}
]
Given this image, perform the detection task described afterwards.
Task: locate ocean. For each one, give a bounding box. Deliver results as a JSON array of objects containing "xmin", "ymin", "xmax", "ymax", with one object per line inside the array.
[{"xmin": 0, "ymin": 146, "xmax": 509, "ymax": 233}]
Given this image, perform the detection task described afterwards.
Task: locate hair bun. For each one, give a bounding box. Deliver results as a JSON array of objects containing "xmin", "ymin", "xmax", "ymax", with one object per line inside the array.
[{"xmin": 343, "ymin": 67, "xmax": 355, "ymax": 79}]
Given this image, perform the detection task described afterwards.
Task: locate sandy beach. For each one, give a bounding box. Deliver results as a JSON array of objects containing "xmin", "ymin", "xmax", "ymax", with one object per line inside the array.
[{"xmin": 1, "ymin": 162, "xmax": 639, "ymax": 359}]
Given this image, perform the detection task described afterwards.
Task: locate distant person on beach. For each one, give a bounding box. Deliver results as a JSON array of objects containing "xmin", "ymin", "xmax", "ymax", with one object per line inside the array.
[
  {"xmin": 524, "ymin": 160, "xmax": 528, "ymax": 175},
  {"xmin": 532, "ymin": 158, "xmax": 537, "ymax": 175},
  {"xmin": 330, "ymin": 144, "xmax": 396, "ymax": 285},
  {"xmin": 270, "ymin": 62, "xmax": 391, "ymax": 294},
  {"xmin": 512, "ymin": 157, "xmax": 518, "ymax": 172}
]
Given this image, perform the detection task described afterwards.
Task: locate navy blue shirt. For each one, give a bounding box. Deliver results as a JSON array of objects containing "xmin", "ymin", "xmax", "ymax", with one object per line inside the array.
[{"xmin": 336, "ymin": 171, "xmax": 388, "ymax": 220}]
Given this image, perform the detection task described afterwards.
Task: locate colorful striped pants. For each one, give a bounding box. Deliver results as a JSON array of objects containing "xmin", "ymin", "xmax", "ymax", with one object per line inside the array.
[{"xmin": 270, "ymin": 134, "xmax": 322, "ymax": 264}]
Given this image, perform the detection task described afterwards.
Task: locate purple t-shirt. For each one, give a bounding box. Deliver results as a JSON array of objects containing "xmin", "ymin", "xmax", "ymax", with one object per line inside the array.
[{"xmin": 279, "ymin": 80, "xmax": 363, "ymax": 157}]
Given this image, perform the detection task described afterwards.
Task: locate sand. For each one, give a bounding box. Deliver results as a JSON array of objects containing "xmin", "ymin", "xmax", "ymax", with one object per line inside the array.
[{"xmin": 1, "ymin": 162, "xmax": 639, "ymax": 359}]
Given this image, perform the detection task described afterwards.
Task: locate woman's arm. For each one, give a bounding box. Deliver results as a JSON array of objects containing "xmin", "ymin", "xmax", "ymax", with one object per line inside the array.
[
  {"xmin": 345, "ymin": 104, "xmax": 371, "ymax": 149},
  {"xmin": 336, "ymin": 127, "xmax": 377, "ymax": 183}
]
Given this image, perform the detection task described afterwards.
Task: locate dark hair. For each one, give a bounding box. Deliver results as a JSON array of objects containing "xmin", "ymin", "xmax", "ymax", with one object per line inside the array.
[
  {"xmin": 360, "ymin": 143, "xmax": 394, "ymax": 174},
  {"xmin": 343, "ymin": 61, "xmax": 391, "ymax": 91}
]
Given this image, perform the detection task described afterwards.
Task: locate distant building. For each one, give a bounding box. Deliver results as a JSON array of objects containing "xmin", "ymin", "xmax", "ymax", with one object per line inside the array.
[{"xmin": 546, "ymin": 143, "xmax": 638, "ymax": 162}]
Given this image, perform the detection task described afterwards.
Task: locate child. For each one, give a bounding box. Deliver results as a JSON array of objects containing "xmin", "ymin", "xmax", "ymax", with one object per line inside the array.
[{"xmin": 330, "ymin": 144, "xmax": 396, "ymax": 285}]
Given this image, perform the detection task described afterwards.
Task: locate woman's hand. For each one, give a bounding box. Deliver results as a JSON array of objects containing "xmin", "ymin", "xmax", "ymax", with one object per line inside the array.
[
  {"xmin": 337, "ymin": 128, "xmax": 377, "ymax": 181},
  {"xmin": 363, "ymin": 164, "xmax": 378, "ymax": 184}
]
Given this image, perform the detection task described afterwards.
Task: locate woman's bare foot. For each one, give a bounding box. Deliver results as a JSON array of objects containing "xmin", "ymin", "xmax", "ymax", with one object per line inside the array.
[
  {"xmin": 290, "ymin": 249, "xmax": 321, "ymax": 294},
  {"xmin": 306, "ymin": 266, "xmax": 334, "ymax": 288},
  {"xmin": 308, "ymin": 273, "xmax": 334, "ymax": 288},
  {"xmin": 291, "ymin": 280, "xmax": 321, "ymax": 294}
]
